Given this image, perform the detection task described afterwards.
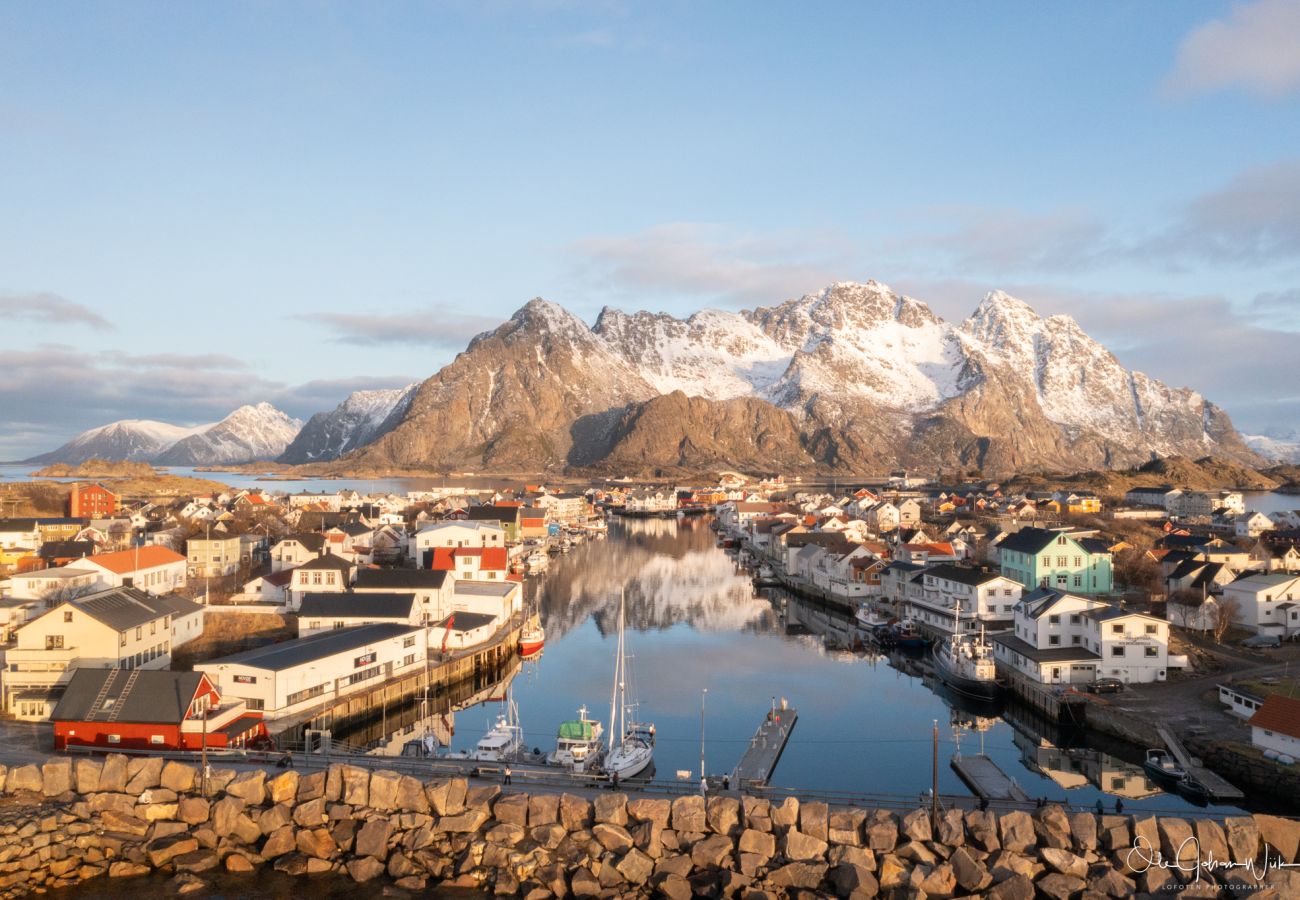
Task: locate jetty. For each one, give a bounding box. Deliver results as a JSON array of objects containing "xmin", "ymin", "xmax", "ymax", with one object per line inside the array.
[
  {"xmin": 732, "ymin": 701, "xmax": 798, "ymax": 787},
  {"xmin": 1156, "ymin": 725, "xmax": 1244, "ymax": 802},
  {"xmin": 951, "ymin": 753, "xmax": 1030, "ymax": 802}
]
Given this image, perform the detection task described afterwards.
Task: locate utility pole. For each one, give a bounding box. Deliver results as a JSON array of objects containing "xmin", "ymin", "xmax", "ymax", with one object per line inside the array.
[
  {"xmin": 700, "ymin": 687, "xmax": 708, "ymax": 779},
  {"xmin": 200, "ymin": 696, "xmax": 209, "ymax": 797},
  {"xmin": 931, "ymin": 719, "xmax": 939, "ymax": 827}
]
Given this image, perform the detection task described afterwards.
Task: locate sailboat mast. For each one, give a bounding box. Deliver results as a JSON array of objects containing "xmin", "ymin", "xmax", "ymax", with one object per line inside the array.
[{"xmin": 610, "ymin": 589, "xmax": 625, "ymax": 752}]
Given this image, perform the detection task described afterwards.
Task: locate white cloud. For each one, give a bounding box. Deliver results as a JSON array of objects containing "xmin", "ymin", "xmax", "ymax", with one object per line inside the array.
[
  {"xmin": 1165, "ymin": 0, "xmax": 1300, "ymax": 98},
  {"xmin": 294, "ymin": 307, "xmax": 503, "ymax": 348},
  {"xmin": 0, "ymin": 292, "xmax": 113, "ymax": 328}
]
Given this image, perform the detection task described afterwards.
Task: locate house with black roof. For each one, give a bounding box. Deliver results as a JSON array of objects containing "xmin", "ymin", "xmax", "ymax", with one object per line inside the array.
[
  {"xmin": 901, "ymin": 563, "xmax": 1022, "ymax": 636},
  {"xmin": 354, "ymin": 568, "xmax": 455, "ymax": 624},
  {"xmin": 297, "ymin": 592, "xmax": 419, "ymax": 636},
  {"xmin": 997, "ymin": 527, "xmax": 1113, "ymax": 595}
]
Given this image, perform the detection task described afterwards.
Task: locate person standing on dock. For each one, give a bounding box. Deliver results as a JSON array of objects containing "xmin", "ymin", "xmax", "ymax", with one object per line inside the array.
[
  {"xmin": 503, "ymin": 766, "xmax": 512, "ymax": 786},
  {"xmin": 700, "ymin": 776, "xmax": 707, "ymax": 798}
]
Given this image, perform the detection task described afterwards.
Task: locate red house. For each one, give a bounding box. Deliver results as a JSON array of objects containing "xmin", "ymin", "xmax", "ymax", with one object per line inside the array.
[
  {"xmin": 429, "ymin": 546, "xmax": 509, "ymax": 581},
  {"xmin": 69, "ymin": 483, "xmax": 119, "ymax": 519},
  {"xmin": 51, "ymin": 668, "xmax": 266, "ymax": 751}
]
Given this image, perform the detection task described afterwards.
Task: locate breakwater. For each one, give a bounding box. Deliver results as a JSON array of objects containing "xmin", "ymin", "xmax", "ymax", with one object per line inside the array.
[{"xmin": 0, "ymin": 757, "xmax": 1298, "ymax": 898}]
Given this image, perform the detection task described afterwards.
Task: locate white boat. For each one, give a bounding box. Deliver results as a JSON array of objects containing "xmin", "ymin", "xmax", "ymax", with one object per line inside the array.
[
  {"xmin": 526, "ymin": 551, "xmax": 549, "ymax": 573},
  {"xmin": 471, "ymin": 695, "xmax": 524, "ymax": 762},
  {"xmin": 933, "ymin": 625, "xmax": 1002, "ymax": 701},
  {"xmin": 604, "ymin": 588, "xmax": 655, "ymax": 780},
  {"xmin": 548, "ymin": 705, "xmax": 604, "ymax": 772},
  {"xmin": 854, "ymin": 602, "xmax": 891, "ymax": 631}
]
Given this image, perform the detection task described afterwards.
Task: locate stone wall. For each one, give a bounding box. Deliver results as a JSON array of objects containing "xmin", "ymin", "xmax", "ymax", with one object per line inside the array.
[{"xmin": 0, "ymin": 757, "xmax": 1298, "ymax": 898}]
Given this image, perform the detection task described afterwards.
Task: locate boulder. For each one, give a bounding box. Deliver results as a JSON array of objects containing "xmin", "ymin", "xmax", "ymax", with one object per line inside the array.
[
  {"xmin": 671, "ymin": 795, "xmax": 706, "ymax": 833},
  {"xmin": 99, "ymin": 754, "xmax": 130, "ymax": 793},
  {"xmin": 125, "ymin": 756, "xmax": 165, "ymax": 793},
  {"xmin": 691, "ymin": 833, "xmax": 735, "ymax": 869},
  {"xmin": 593, "ymin": 822, "xmax": 635, "ymax": 853},
  {"xmin": 707, "ymin": 795, "xmax": 741, "ymax": 836},
  {"xmin": 257, "ymin": 802, "xmax": 293, "ymax": 834},
  {"xmin": 782, "ymin": 828, "xmax": 829, "ymax": 862},
  {"xmin": 967, "ymin": 810, "xmax": 1001, "ymax": 852},
  {"xmin": 493, "ymin": 792, "xmax": 529, "ymax": 827},
  {"xmin": 999, "ymin": 810, "xmax": 1036, "ymax": 853},
  {"xmin": 355, "ymin": 818, "xmax": 393, "ymax": 860},
  {"xmin": 594, "ymin": 791, "xmax": 629, "ymax": 825},
  {"xmin": 177, "ymin": 796, "xmax": 210, "ymax": 826},
  {"xmin": 41, "ymin": 758, "xmax": 73, "ymax": 796},
  {"xmin": 800, "ymin": 801, "xmax": 829, "ymax": 841},
  {"xmin": 296, "ymin": 770, "xmax": 327, "ymax": 803},
  {"xmin": 367, "ymin": 770, "xmax": 401, "ymax": 810},
  {"xmin": 864, "ymin": 810, "xmax": 899, "ymax": 853},
  {"xmin": 1226, "ymin": 816, "xmax": 1262, "ymax": 863},
  {"xmin": 827, "ymin": 844, "xmax": 875, "ymax": 870},
  {"xmin": 559, "ymin": 793, "xmax": 592, "ymax": 830},
  {"xmin": 828, "ymin": 808, "xmax": 866, "ymax": 847},
  {"xmin": 986, "ymin": 873, "xmax": 1035, "ymax": 900},
  {"xmin": 224, "ymin": 770, "xmax": 266, "ymax": 805},
  {"xmin": 1039, "ymin": 847, "xmax": 1088, "ymax": 879},
  {"xmin": 261, "ymin": 825, "xmax": 296, "ymax": 859},
  {"xmin": 266, "ymin": 770, "xmax": 298, "ymax": 805},
  {"xmin": 210, "ymin": 796, "xmax": 246, "ymax": 837},
  {"xmin": 828, "ymin": 862, "xmax": 878, "ymax": 898},
  {"xmin": 1068, "ymin": 811, "xmax": 1097, "ymax": 851},
  {"xmin": 146, "ymin": 833, "xmax": 199, "ymax": 867},
  {"xmin": 1036, "ymin": 805, "xmax": 1072, "ymax": 849},
  {"xmin": 339, "ymin": 766, "xmax": 370, "ymax": 807},
  {"xmin": 527, "ymin": 792, "xmax": 559, "ymax": 825},
  {"xmin": 347, "ymin": 856, "xmax": 386, "ymax": 883},
  {"xmin": 292, "ymin": 797, "xmax": 327, "ymax": 828},
  {"xmin": 1098, "ymin": 814, "xmax": 1131, "ymax": 852},
  {"xmin": 396, "ymin": 775, "xmax": 429, "ymax": 813},
  {"xmin": 160, "ymin": 761, "xmax": 197, "ymax": 793},
  {"xmin": 1158, "ymin": 817, "xmax": 1198, "ymax": 870},
  {"xmin": 1194, "ymin": 818, "xmax": 1229, "ymax": 866},
  {"xmin": 436, "ymin": 808, "xmax": 490, "ymax": 833},
  {"xmin": 771, "ymin": 796, "xmax": 799, "ymax": 830},
  {"xmin": 6, "ymin": 764, "xmax": 42, "ymax": 793},
  {"xmin": 1087, "ymin": 867, "xmax": 1136, "ymax": 898},
  {"xmin": 466, "ymin": 783, "xmax": 500, "ymax": 809},
  {"xmin": 949, "ymin": 846, "xmax": 990, "ymax": 893},
  {"xmin": 768, "ymin": 861, "xmax": 828, "ymax": 890},
  {"xmin": 485, "ymin": 822, "xmax": 525, "ymax": 846},
  {"xmin": 739, "ymin": 828, "xmax": 776, "ymax": 859},
  {"xmin": 530, "ymin": 824, "xmax": 566, "ymax": 850},
  {"xmin": 900, "ymin": 808, "xmax": 931, "ymax": 843},
  {"xmin": 1036, "ymin": 872, "xmax": 1087, "ymax": 900},
  {"xmin": 937, "ymin": 807, "xmax": 966, "ymax": 846},
  {"xmin": 919, "ymin": 861, "xmax": 957, "ymax": 897},
  {"xmin": 74, "ymin": 758, "xmax": 103, "ymax": 794},
  {"xmin": 1256, "ymin": 814, "xmax": 1300, "ymax": 863},
  {"xmin": 616, "ymin": 847, "xmax": 654, "ymax": 885},
  {"xmin": 657, "ymin": 873, "xmax": 693, "ymax": 900},
  {"xmin": 172, "ymin": 849, "xmax": 219, "ymax": 874},
  {"xmin": 627, "ymin": 796, "xmax": 671, "ymax": 828},
  {"xmin": 295, "ymin": 827, "xmax": 337, "ymax": 860}
]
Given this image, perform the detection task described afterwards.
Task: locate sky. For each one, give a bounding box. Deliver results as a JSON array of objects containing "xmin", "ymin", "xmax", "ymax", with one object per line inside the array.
[{"xmin": 1, "ymin": 0, "xmax": 1298, "ymax": 459}]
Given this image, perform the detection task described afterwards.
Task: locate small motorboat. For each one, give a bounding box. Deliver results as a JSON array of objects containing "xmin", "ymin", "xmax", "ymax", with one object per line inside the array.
[
  {"xmin": 1143, "ymin": 749, "xmax": 1187, "ymax": 785},
  {"xmin": 1176, "ymin": 776, "xmax": 1212, "ymax": 806}
]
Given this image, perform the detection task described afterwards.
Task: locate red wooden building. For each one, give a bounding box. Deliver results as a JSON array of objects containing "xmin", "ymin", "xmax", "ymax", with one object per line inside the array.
[
  {"xmin": 51, "ymin": 668, "xmax": 266, "ymax": 751},
  {"xmin": 69, "ymin": 483, "xmax": 119, "ymax": 519}
]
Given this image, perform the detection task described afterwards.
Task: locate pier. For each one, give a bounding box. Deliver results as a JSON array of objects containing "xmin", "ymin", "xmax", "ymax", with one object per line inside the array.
[
  {"xmin": 731, "ymin": 702, "xmax": 798, "ymax": 788},
  {"xmin": 950, "ymin": 753, "xmax": 1030, "ymax": 802},
  {"xmin": 1156, "ymin": 726, "xmax": 1244, "ymax": 802}
]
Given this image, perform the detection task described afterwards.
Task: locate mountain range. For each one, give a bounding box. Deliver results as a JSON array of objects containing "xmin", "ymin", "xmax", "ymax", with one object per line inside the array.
[
  {"xmin": 1244, "ymin": 429, "xmax": 1300, "ymax": 464},
  {"xmin": 25, "ymin": 281, "xmax": 1269, "ymax": 475}
]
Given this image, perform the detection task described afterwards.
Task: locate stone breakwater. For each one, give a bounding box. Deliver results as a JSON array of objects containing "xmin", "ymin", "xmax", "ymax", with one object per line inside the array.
[{"xmin": 0, "ymin": 759, "xmax": 1299, "ymax": 899}]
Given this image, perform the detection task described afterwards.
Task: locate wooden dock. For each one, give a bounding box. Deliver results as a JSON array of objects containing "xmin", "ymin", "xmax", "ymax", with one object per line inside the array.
[
  {"xmin": 731, "ymin": 704, "xmax": 798, "ymax": 787},
  {"xmin": 951, "ymin": 753, "xmax": 1030, "ymax": 802},
  {"xmin": 1156, "ymin": 726, "xmax": 1244, "ymax": 801}
]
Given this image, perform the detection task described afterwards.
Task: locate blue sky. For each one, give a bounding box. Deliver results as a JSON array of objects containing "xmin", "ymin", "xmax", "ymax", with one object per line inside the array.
[{"xmin": 2, "ymin": 1, "xmax": 1298, "ymax": 458}]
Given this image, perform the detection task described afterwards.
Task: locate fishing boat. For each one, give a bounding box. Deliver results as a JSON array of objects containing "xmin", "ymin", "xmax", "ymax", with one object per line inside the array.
[
  {"xmin": 526, "ymin": 550, "xmax": 549, "ymax": 573},
  {"xmin": 855, "ymin": 602, "xmax": 891, "ymax": 631},
  {"xmin": 1176, "ymin": 776, "xmax": 1212, "ymax": 805},
  {"xmin": 519, "ymin": 622, "xmax": 545, "ymax": 658},
  {"xmin": 548, "ymin": 705, "xmax": 604, "ymax": 772},
  {"xmin": 932, "ymin": 604, "xmax": 1002, "ymax": 700},
  {"xmin": 1143, "ymin": 749, "xmax": 1187, "ymax": 785},
  {"xmin": 890, "ymin": 619, "xmax": 929, "ymax": 650},
  {"xmin": 604, "ymin": 589, "xmax": 655, "ymax": 780},
  {"xmin": 471, "ymin": 696, "xmax": 524, "ymax": 762}
]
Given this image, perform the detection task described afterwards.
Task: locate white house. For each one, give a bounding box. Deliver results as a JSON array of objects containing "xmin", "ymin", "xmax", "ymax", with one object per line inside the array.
[
  {"xmin": 902, "ymin": 564, "xmax": 1022, "ymax": 637},
  {"xmin": 534, "ymin": 492, "xmax": 586, "ymax": 523},
  {"xmin": 269, "ymin": 534, "xmax": 327, "ymax": 573},
  {"xmin": 354, "ymin": 569, "xmax": 455, "ymax": 625},
  {"xmin": 296, "ymin": 592, "xmax": 420, "ymax": 637},
  {"xmin": 1236, "ymin": 512, "xmax": 1276, "ymax": 539},
  {"xmin": 6, "ymin": 568, "xmax": 99, "ymax": 603},
  {"xmin": 1247, "ymin": 694, "xmax": 1300, "ymax": 761},
  {"xmin": 65, "ymin": 546, "xmax": 187, "ymax": 596},
  {"xmin": 414, "ymin": 522, "xmax": 506, "ymax": 560},
  {"xmin": 1223, "ymin": 572, "xmax": 1300, "ymax": 637}
]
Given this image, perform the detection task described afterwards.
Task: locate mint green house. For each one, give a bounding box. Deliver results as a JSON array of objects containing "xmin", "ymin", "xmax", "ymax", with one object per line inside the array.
[{"xmin": 998, "ymin": 527, "xmax": 1113, "ymax": 594}]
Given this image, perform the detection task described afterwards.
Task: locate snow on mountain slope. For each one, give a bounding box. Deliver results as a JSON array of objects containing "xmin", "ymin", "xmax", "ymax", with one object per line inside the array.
[
  {"xmin": 1245, "ymin": 430, "xmax": 1300, "ymax": 463},
  {"xmin": 278, "ymin": 385, "xmax": 418, "ymax": 463},
  {"xmin": 155, "ymin": 403, "xmax": 303, "ymax": 465},
  {"xmin": 24, "ymin": 419, "xmax": 212, "ymax": 465}
]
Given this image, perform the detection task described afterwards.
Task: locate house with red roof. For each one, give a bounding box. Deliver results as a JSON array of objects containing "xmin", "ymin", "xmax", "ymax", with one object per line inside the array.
[
  {"xmin": 429, "ymin": 546, "xmax": 509, "ymax": 581},
  {"xmin": 65, "ymin": 545, "xmax": 187, "ymax": 596},
  {"xmin": 1248, "ymin": 693, "xmax": 1300, "ymax": 760}
]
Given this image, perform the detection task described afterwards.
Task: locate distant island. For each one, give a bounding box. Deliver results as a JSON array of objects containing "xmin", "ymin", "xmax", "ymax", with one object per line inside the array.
[{"xmin": 31, "ymin": 458, "xmax": 161, "ymax": 479}]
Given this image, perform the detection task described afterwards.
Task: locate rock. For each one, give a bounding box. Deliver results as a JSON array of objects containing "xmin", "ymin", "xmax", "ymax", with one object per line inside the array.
[
  {"xmin": 999, "ymin": 810, "xmax": 1036, "ymax": 853},
  {"xmin": 224, "ymin": 770, "xmax": 266, "ymax": 805},
  {"xmin": 986, "ymin": 873, "xmax": 1035, "ymax": 900},
  {"xmin": 99, "ymin": 754, "xmax": 130, "ymax": 792},
  {"xmin": 1194, "ymin": 818, "xmax": 1229, "ymax": 866},
  {"xmin": 627, "ymin": 796, "xmax": 671, "ymax": 828},
  {"xmin": 1069, "ymin": 811, "xmax": 1097, "ymax": 851},
  {"xmin": 293, "ymin": 797, "xmax": 327, "ymax": 827},
  {"xmin": 74, "ymin": 758, "xmax": 102, "ymax": 794},
  {"xmin": 331, "ymin": 817, "xmax": 357, "ymax": 852},
  {"xmin": 171, "ymin": 873, "xmax": 208, "ymax": 896},
  {"xmin": 108, "ymin": 861, "xmax": 151, "ymax": 878},
  {"xmin": 146, "ymin": 833, "xmax": 199, "ymax": 867},
  {"xmin": 1158, "ymin": 817, "xmax": 1198, "ymax": 870},
  {"xmin": 296, "ymin": 827, "xmax": 337, "ymax": 860},
  {"xmin": 340, "ymin": 766, "xmax": 370, "ymax": 807},
  {"xmin": 671, "ymin": 795, "xmax": 707, "ymax": 833},
  {"xmin": 367, "ymin": 770, "xmax": 401, "ymax": 810},
  {"xmin": 1037, "ymin": 805, "xmax": 1072, "ymax": 849},
  {"xmin": 224, "ymin": 854, "xmax": 256, "ymax": 873},
  {"xmin": 210, "ymin": 796, "xmax": 246, "ymax": 837},
  {"xmin": 592, "ymin": 791, "xmax": 628, "ymax": 825},
  {"xmin": 296, "ymin": 770, "xmax": 327, "ymax": 802},
  {"xmin": 768, "ymin": 861, "xmax": 828, "ymax": 890},
  {"xmin": 466, "ymin": 783, "xmax": 500, "ymax": 808},
  {"xmin": 262, "ymin": 825, "xmax": 296, "ymax": 859},
  {"xmin": 530, "ymin": 824, "xmax": 566, "ymax": 850},
  {"xmin": 6, "ymin": 764, "xmax": 41, "ymax": 793},
  {"xmin": 559, "ymin": 793, "xmax": 592, "ymax": 830},
  {"xmin": 800, "ymin": 801, "xmax": 829, "ymax": 841},
  {"xmin": 570, "ymin": 867, "xmax": 601, "ymax": 897},
  {"xmin": 1098, "ymin": 815, "xmax": 1130, "ymax": 852},
  {"xmin": 592, "ymin": 822, "xmax": 635, "ymax": 853},
  {"xmin": 828, "ymin": 862, "xmax": 878, "ymax": 898},
  {"xmin": 707, "ymin": 795, "xmax": 741, "ymax": 836},
  {"xmin": 347, "ymin": 856, "xmax": 386, "ymax": 882},
  {"xmin": 528, "ymin": 792, "xmax": 560, "ymax": 825},
  {"xmin": 100, "ymin": 809, "xmax": 149, "ymax": 836},
  {"xmin": 900, "ymin": 808, "xmax": 931, "ymax": 843},
  {"xmin": 828, "ymin": 808, "xmax": 866, "ymax": 847},
  {"xmin": 896, "ymin": 839, "xmax": 938, "ymax": 865},
  {"xmin": 1037, "ymin": 871, "xmax": 1087, "ymax": 900},
  {"xmin": 657, "ymin": 873, "xmax": 693, "ymax": 900},
  {"xmin": 782, "ymin": 828, "xmax": 829, "ymax": 862},
  {"xmin": 273, "ymin": 852, "xmax": 310, "ymax": 876},
  {"xmin": 173, "ymin": 849, "xmax": 219, "ymax": 874},
  {"xmin": 936, "ymin": 807, "xmax": 965, "ymax": 847},
  {"xmin": 950, "ymin": 846, "xmax": 990, "ymax": 892},
  {"xmin": 988, "ymin": 849, "xmax": 1040, "ymax": 882},
  {"xmin": 827, "ymin": 844, "xmax": 875, "ymax": 870},
  {"xmin": 864, "ymin": 810, "xmax": 898, "ymax": 853},
  {"xmin": 691, "ymin": 833, "xmax": 735, "ymax": 869},
  {"xmin": 771, "ymin": 796, "xmax": 799, "ymax": 830},
  {"xmin": 964, "ymin": 810, "xmax": 998, "ymax": 852},
  {"xmin": 266, "ymin": 770, "xmax": 298, "ymax": 805},
  {"xmin": 176, "ymin": 796, "xmax": 210, "ymax": 826},
  {"xmin": 355, "ymin": 818, "xmax": 393, "ymax": 860},
  {"xmin": 613, "ymin": 847, "xmax": 653, "ymax": 885},
  {"xmin": 436, "ymin": 808, "xmax": 490, "ymax": 833},
  {"xmin": 1040, "ymin": 847, "xmax": 1088, "ymax": 879},
  {"xmin": 142, "ymin": 801, "xmax": 178, "ymax": 822},
  {"xmin": 125, "ymin": 756, "xmax": 165, "ymax": 793},
  {"xmin": 1226, "ymin": 816, "xmax": 1262, "ymax": 863},
  {"xmin": 493, "ymin": 792, "xmax": 529, "ymax": 827},
  {"xmin": 258, "ymin": 802, "xmax": 293, "ymax": 834},
  {"xmin": 485, "ymin": 822, "xmax": 525, "ymax": 845},
  {"xmin": 1087, "ymin": 867, "xmax": 1135, "ymax": 898},
  {"xmin": 1256, "ymin": 814, "xmax": 1300, "ymax": 862},
  {"xmin": 739, "ymin": 828, "xmax": 776, "ymax": 859},
  {"xmin": 396, "ymin": 775, "xmax": 429, "ymax": 813},
  {"xmin": 160, "ymin": 761, "xmax": 197, "ymax": 793},
  {"xmin": 919, "ymin": 861, "xmax": 957, "ymax": 897}
]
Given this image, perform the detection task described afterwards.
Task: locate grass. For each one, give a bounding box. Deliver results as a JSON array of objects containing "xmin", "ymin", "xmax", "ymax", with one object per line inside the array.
[
  {"xmin": 172, "ymin": 611, "xmax": 296, "ymax": 669},
  {"xmin": 1235, "ymin": 675, "xmax": 1300, "ymax": 700}
]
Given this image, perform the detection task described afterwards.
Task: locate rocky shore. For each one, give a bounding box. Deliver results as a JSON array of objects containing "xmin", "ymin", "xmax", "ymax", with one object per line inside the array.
[{"xmin": 0, "ymin": 756, "xmax": 1298, "ymax": 898}]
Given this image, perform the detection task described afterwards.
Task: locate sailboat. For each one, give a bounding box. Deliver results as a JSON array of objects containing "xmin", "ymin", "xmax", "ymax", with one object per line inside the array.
[
  {"xmin": 470, "ymin": 692, "xmax": 524, "ymax": 762},
  {"xmin": 932, "ymin": 601, "xmax": 1002, "ymax": 701},
  {"xmin": 603, "ymin": 588, "xmax": 655, "ymax": 780}
]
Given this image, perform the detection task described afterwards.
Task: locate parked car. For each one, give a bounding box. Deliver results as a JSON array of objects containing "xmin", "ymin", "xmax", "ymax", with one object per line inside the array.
[
  {"xmin": 1242, "ymin": 634, "xmax": 1282, "ymax": 649},
  {"xmin": 1086, "ymin": 678, "xmax": 1125, "ymax": 694}
]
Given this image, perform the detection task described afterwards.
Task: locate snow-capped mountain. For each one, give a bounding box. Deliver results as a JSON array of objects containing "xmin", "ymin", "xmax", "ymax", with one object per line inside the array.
[
  {"xmin": 278, "ymin": 384, "xmax": 418, "ymax": 463},
  {"xmin": 1244, "ymin": 429, "xmax": 1300, "ymax": 464},
  {"xmin": 31, "ymin": 403, "xmax": 304, "ymax": 466},
  {"xmin": 347, "ymin": 280, "xmax": 1258, "ymax": 474},
  {"xmin": 25, "ymin": 420, "xmax": 212, "ymax": 465},
  {"xmin": 155, "ymin": 403, "xmax": 303, "ymax": 465}
]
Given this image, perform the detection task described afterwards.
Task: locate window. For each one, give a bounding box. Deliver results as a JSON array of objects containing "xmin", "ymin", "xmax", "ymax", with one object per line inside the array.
[
  {"xmin": 1073, "ymin": 557, "xmax": 1081, "ymax": 567},
  {"xmin": 63, "ymin": 611, "xmax": 73, "ymax": 623},
  {"xmin": 326, "ymin": 572, "xmax": 336, "ymax": 586},
  {"xmin": 333, "ymin": 620, "xmax": 345, "ymax": 630},
  {"xmin": 1049, "ymin": 614, "xmax": 1060, "ymax": 624},
  {"xmin": 403, "ymin": 636, "xmax": 416, "ymax": 648},
  {"xmin": 45, "ymin": 635, "xmax": 64, "ymax": 650},
  {"xmin": 151, "ymin": 621, "xmax": 156, "ymax": 635},
  {"xmin": 107, "ymin": 735, "xmax": 121, "ymax": 744},
  {"xmin": 1057, "ymin": 556, "xmax": 1067, "ymax": 567},
  {"xmin": 1072, "ymin": 635, "xmax": 1082, "ymax": 645},
  {"xmin": 1070, "ymin": 614, "xmax": 1081, "ymax": 625},
  {"xmin": 136, "ymin": 626, "xmax": 143, "ymax": 639},
  {"xmin": 245, "ymin": 698, "xmax": 264, "ymax": 711},
  {"xmin": 313, "ymin": 572, "xmax": 322, "ymax": 585},
  {"xmin": 1111, "ymin": 624, "xmax": 1124, "ymax": 635},
  {"xmin": 403, "ymin": 653, "xmax": 416, "ymax": 667},
  {"xmin": 1145, "ymin": 624, "xmax": 1157, "ymax": 634},
  {"xmin": 1145, "ymin": 646, "xmax": 1158, "ymax": 658},
  {"xmin": 1111, "ymin": 646, "xmax": 1125, "ymax": 657},
  {"xmin": 1073, "ymin": 575, "xmax": 1082, "ymax": 588},
  {"xmin": 1048, "ymin": 635, "xmax": 1060, "ymax": 646},
  {"xmin": 150, "ymin": 735, "xmax": 164, "ymax": 745}
]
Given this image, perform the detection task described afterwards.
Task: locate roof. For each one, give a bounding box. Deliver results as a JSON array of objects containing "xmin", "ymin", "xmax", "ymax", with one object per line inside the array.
[
  {"xmin": 206, "ymin": 623, "xmax": 422, "ymax": 671},
  {"xmin": 467, "ymin": 506, "xmax": 519, "ymax": 522},
  {"xmin": 1018, "ymin": 587, "xmax": 1106, "ymax": 619},
  {"xmin": 453, "ymin": 581, "xmax": 518, "ymax": 597},
  {"xmin": 51, "ymin": 668, "xmax": 205, "ymax": 725},
  {"xmin": 297, "ymin": 592, "xmax": 416, "ymax": 620},
  {"xmin": 81, "ymin": 545, "xmax": 185, "ymax": 575},
  {"xmin": 0, "ymin": 519, "xmax": 38, "ymax": 532},
  {"xmin": 998, "ymin": 527, "xmax": 1071, "ymax": 556},
  {"xmin": 923, "ymin": 564, "xmax": 1008, "ymax": 587},
  {"xmin": 431, "ymin": 547, "xmax": 508, "ymax": 571},
  {"xmin": 557, "ymin": 719, "xmax": 597, "ymax": 741},
  {"xmin": 992, "ymin": 632, "xmax": 1102, "ymax": 663},
  {"xmin": 355, "ymin": 568, "xmax": 449, "ymax": 591},
  {"xmin": 278, "ymin": 533, "xmax": 327, "ymax": 553},
  {"xmin": 38, "ymin": 541, "xmax": 95, "ymax": 560},
  {"xmin": 40, "ymin": 586, "xmax": 185, "ymax": 632},
  {"xmin": 437, "ymin": 611, "xmax": 497, "ymax": 631},
  {"xmin": 1248, "ymin": 693, "xmax": 1300, "ymax": 740},
  {"xmin": 297, "ymin": 553, "xmax": 355, "ymax": 571}
]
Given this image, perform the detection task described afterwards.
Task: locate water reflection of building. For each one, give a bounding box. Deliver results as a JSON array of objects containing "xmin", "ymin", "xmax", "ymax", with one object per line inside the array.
[{"xmin": 1012, "ymin": 731, "xmax": 1161, "ymax": 799}]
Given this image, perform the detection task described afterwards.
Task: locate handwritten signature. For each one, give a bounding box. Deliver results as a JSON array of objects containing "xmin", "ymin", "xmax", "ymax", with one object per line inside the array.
[{"xmin": 1126, "ymin": 834, "xmax": 1300, "ymax": 883}]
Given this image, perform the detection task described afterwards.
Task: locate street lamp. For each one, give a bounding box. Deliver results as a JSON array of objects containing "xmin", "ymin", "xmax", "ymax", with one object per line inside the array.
[{"xmin": 699, "ymin": 687, "xmax": 708, "ymax": 779}]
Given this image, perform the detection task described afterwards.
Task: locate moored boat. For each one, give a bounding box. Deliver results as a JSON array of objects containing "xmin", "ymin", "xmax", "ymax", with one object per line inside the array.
[
  {"xmin": 890, "ymin": 619, "xmax": 929, "ymax": 650},
  {"xmin": 471, "ymin": 697, "xmax": 524, "ymax": 762},
  {"xmin": 1143, "ymin": 749, "xmax": 1187, "ymax": 785},
  {"xmin": 519, "ymin": 623, "xmax": 545, "ymax": 658},
  {"xmin": 855, "ymin": 603, "xmax": 891, "ymax": 631},
  {"xmin": 547, "ymin": 705, "xmax": 604, "ymax": 772},
  {"xmin": 933, "ymin": 627, "xmax": 1002, "ymax": 701},
  {"xmin": 604, "ymin": 588, "xmax": 656, "ymax": 780}
]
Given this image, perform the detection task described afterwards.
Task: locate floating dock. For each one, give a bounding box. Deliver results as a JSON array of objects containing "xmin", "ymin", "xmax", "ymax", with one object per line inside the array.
[
  {"xmin": 1156, "ymin": 726, "xmax": 1244, "ymax": 801},
  {"xmin": 731, "ymin": 704, "xmax": 798, "ymax": 787},
  {"xmin": 951, "ymin": 753, "xmax": 1030, "ymax": 802}
]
